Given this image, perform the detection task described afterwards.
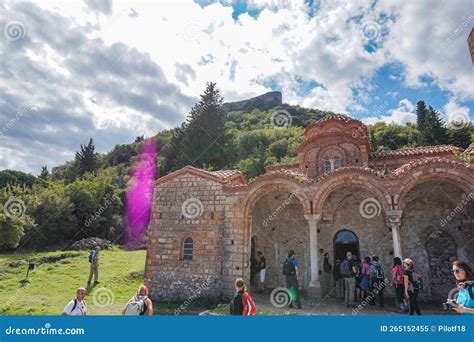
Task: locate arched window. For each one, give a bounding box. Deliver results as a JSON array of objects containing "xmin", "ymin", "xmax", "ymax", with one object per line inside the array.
[
  {"xmin": 183, "ymin": 237, "xmax": 193, "ymax": 260},
  {"xmin": 324, "ymin": 160, "xmax": 332, "ymax": 172},
  {"xmin": 333, "ymin": 159, "xmax": 341, "ymax": 170}
]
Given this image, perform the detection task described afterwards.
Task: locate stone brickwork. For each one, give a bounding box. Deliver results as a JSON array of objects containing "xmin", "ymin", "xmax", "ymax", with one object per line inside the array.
[{"xmin": 146, "ymin": 114, "xmax": 474, "ymax": 302}]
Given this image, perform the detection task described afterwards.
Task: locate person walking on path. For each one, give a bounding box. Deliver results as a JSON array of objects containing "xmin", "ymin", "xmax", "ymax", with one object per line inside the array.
[
  {"xmin": 283, "ymin": 250, "xmax": 302, "ymax": 309},
  {"xmin": 341, "ymin": 251, "xmax": 357, "ymax": 307},
  {"xmin": 392, "ymin": 257, "xmax": 407, "ymax": 313},
  {"xmin": 322, "ymin": 253, "xmax": 332, "ymax": 298},
  {"xmin": 230, "ymin": 279, "xmax": 257, "ymax": 315},
  {"xmin": 87, "ymin": 246, "xmax": 100, "ymax": 287},
  {"xmin": 123, "ymin": 285, "xmax": 153, "ymax": 315},
  {"xmin": 257, "ymin": 251, "xmax": 266, "ymax": 294},
  {"xmin": 333, "ymin": 259, "xmax": 343, "ymax": 298},
  {"xmin": 63, "ymin": 288, "xmax": 87, "ymax": 316},
  {"xmin": 403, "ymin": 258, "xmax": 421, "ymax": 315}
]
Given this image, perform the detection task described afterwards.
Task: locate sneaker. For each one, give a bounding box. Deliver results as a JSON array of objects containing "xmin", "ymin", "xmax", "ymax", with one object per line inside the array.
[{"xmin": 295, "ymin": 305, "xmax": 302, "ymax": 309}]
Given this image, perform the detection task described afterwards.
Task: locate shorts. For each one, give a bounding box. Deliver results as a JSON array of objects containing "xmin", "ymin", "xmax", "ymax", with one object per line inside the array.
[{"xmin": 259, "ymin": 269, "xmax": 266, "ymax": 282}]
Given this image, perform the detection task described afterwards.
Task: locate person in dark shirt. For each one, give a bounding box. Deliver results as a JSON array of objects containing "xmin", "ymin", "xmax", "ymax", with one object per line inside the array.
[
  {"xmin": 323, "ymin": 253, "xmax": 333, "ymax": 298},
  {"xmin": 257, "ymin": 251, "xmax": 266, "ymax": 293},
  {"xmin": 230, "ymin": 279, "xmax": 256, "ymax": 315},
  {"xmin": 333, "ymin": 259, "xmax": 343, "ymax": 298}
]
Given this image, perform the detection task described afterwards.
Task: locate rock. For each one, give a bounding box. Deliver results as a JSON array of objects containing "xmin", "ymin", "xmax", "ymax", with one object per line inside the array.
[{"xmin": 70, "ymin": 237, "xmax": 113, "ymax": 251}]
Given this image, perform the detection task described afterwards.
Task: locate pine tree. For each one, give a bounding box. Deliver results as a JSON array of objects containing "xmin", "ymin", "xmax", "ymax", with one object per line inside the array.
[
  {"xmin": 75, "ymin": 138, "xmax": 98, "ymax": 176},
  {"xmin": 176, "ymin": 82, "xmax": 231, "ymax": 169},
  {"xmin": 417, "ymin": 102, "xmax": 448, "ymax": 146},
  {"xmin": 416, "ymin": 100, "xmax": 427, "ymax": 131},
  {"xmin": 39, "ymin": 166, "xmax": 49, "ymax": 180}
]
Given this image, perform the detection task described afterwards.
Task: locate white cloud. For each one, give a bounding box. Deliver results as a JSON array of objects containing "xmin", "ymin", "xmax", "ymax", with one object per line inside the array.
[
  {"xmin": 362, "ymin": 98, "xmax": 416, "ymax": 125},
  {"xmin": 443, "ymin": 98, "xmax": 472, "ymax": 124}
]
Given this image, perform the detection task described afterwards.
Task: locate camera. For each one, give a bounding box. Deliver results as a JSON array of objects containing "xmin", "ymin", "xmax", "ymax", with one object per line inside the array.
[{"xmin": 442, "ymin": 299, "xmax": 458, "ymax": 310}]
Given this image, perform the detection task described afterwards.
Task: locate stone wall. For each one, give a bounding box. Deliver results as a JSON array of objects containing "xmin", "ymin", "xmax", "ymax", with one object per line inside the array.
[
  {"xmin": 400, "ymin": 181, "xmax": 474, "ymax": 300},
  {"xmin": 251, "ymin": 191, "xmax": 309, "ymax": 289},
  {"xmin": 145, "ymin": 174, "xmax": 227, "ymax": 300}
]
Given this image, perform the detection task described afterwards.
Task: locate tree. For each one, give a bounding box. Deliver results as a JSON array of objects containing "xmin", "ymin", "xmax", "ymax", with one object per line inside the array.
[
  {"xmin": 39, "ymin": 166, "xmax": 49, "ymax": 180},
  {"xmin": 417, "ymin": 102, "xmax": 448, "ymax": 146},
  {"xmin": 0, "ymin": 184, "xmax": 36, "ymax": 249},
  {"xmin": 416, "ymin": 100, "xmax": 428, "ymax": 132},
  {"xmin": 447, "ymin": 122, "xmax": 472, "ymax": 149},
  {"xmin": 176, "ymin": 82, "xmax": 231, "ymax": 170},
  {"xmin": 75, "ymin": 138, "xmax": 98, "ymax": 176},
  {"xmin": 0, "ymin": 170, "xmax": 38, "ymax": 188}
]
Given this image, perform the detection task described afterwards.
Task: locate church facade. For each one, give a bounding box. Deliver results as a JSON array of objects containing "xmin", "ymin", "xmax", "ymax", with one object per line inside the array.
[{"xmin": 145, "ymin": 114, "xmax": 474, "ymax": 301}]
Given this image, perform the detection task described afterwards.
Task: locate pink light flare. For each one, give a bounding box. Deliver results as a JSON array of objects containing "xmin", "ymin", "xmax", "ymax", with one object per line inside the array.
[{"xmin": 125, "ymin": 138, "xmax": 158, "ymax": 242}]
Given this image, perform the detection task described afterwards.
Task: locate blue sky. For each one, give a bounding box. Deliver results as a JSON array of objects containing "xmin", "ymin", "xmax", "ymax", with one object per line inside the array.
[{"xmin": 0, "ymin": 0, "xmax": 473, "ymax": 173}]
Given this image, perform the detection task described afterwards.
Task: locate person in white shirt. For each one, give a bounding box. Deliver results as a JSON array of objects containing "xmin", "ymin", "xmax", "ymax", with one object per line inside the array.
[{"xmin": 63, "ymin": 288, "xmax": 87, "ymax": 316}]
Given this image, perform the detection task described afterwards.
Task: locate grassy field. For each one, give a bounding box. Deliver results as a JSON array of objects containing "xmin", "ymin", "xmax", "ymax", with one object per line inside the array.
[{"xmin": 0, "ymin": 248, "xmax": 147, "ymax": 315}]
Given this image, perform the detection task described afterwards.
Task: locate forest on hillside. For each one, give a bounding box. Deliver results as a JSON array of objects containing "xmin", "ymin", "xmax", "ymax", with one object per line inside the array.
[{"xmin": 1, "ymin": 82, "xmax": 472, "ymax": 251}]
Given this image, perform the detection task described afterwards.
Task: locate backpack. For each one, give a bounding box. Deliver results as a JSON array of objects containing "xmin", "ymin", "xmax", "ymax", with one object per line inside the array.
[
  {"xmin": 373, "ymin": 264, "xmax": 384, "ymax": 280},
  {"xmin": 282, "ymin": 258, "xmax": 296, "ymax": 276},
  {"xmin": 242, "ymin": 292, "xmax": 256, "ymax": 316},
  {"xmin": 124, "ymin": 295, "xmax": 147, "ymax": 315},
  {"xmin": 88, "ymin": 250, "xmax": 95, "ymax": 263},
  {"xmin": 69, "ymin": 298, "xmax": 85, "ymax": 315},
  {"xmin": 408, "ymin": 270, "xmax": 423, "ymax": 291},
  {"xmin": 340, "ymin": 260, "xmax": 351, "ymax": 276}
]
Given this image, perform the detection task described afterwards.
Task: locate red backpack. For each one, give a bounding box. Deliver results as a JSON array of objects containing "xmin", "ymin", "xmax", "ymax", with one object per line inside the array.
[{"xmin": 242, "ymin": 292, "xmax": 256, "ymax": 316}]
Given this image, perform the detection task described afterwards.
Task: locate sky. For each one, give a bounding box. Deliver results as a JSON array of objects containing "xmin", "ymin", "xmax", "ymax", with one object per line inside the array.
[{"xmin": 0, "ymin": 0, "xmax": 473, "ymax": 174}]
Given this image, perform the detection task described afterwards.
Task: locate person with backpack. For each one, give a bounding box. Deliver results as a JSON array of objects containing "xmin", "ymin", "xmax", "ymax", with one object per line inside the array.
[
  {"xmin": 403, "ymin": 258, "xmax": 421, "ymax": 315},
  {"xmin": 451, "ymin": 260, "xmax": 474, "ymax": 315},
  {"xmin": 359, "ymin": 257, "xmax": 371, "ymax": 300},
  {"xmin": 322, "ymin": 253, "xmax": 332, "ymax": 298},
  {"xmin": 392, "ymin": 257, "xmax": 407, "ymax": 313},
  {"xmin": 340, "ymin": 251, "xmax": 357, "ymax": 307},
  {"xmin": 87, "ymin": 246, "xmax": 100, "ymax": 287},
  {"xmin": 62, "ymin": 288, "xmax": 87, "ymax": 316},
  {"xmin": 283, "ymin": 250, "xmax": 302, "ymax": 309},
  {"xmin": 122, "ymin": 285, "xmax": 153, "ymax": 315},
  {"xmin": 369, "ymin": 256, "xmax": 385, "ymax": 309},
  {"xmin": 257, "ymin": 251, "xmax": 266, "ymax": 294},
  {"xmin": 230, "ymin": 278, "xmax": 256, "ymax": 315},
  {"xmin": 333, "ymin": 259, "xmax": 343, "ymax": 298}
]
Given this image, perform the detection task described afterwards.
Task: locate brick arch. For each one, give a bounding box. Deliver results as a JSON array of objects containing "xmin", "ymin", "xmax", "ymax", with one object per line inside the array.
[
  {"xmin": 242, "ymin": 176, "xmax": 310, "ymax": 220},
  {"xmin": 312, "ymin": 169, "xmax": 391, "ymax": 214},
  {"xmin": 240, "ymin": 176, "xmax": 310, "ymax": 278},
  {"xmin": 395, "ymin": 162, "xmax": 474, "ymax": 210}
]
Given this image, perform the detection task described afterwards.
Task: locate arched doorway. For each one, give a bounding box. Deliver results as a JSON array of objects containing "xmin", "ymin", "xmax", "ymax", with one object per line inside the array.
[
  {"xmin": 334, "ymin": 230, "xmax": 360, "ymax": 262},
  {"xmin": 425, "ymin": 231, "xmax": 458, "ymax": 299}
]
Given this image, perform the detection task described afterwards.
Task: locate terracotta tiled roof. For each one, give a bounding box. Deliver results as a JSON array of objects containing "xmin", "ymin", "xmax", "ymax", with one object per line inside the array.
[
  {"xmin": 371, "ymin": 145, "xmax": 460, "ymax": 160},
  {"xmin": 209, "ymin": 169, "xmax": 243, "ymax": 180},
  {"xmin": 264, "ymin": 163, "xmax": 300, "ymax": 173},
  {"xmin": 390, "ymin": 157, "xmax": 471, "ymax": 177},
  {"xmin": 155, "ymin": 165, "xmax": 245, "ymax": 186},
  {"xmin": 464, "ymin": 144, "xmax": 474, "ymax": 155},
  {"xmin": 315, "ymin": 113, "xmax": 358, "ymax": 124}
]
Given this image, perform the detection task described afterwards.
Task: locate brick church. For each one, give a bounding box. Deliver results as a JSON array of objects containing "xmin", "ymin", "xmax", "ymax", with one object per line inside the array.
[{"xmin": 145, "ymin": 114, "xmax": 474, "ymax": 301}]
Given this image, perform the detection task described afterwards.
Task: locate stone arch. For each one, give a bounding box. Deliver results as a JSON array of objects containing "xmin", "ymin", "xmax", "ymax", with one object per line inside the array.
[
  {"xmin": 395, "ymin": 161, "xmax": 474, "ymax": 210},
  {"xmin": 240, "ymin": 176, "xmax": 310, "ymax": 282},
  {"xmin": 312, "ymin": 169, "xmax": 391, "ymax": 215}
]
